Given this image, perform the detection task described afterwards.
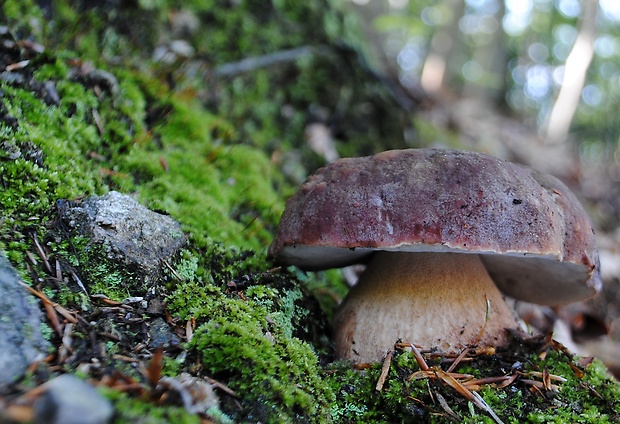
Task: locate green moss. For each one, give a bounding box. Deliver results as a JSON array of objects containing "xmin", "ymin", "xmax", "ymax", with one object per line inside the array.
[
  {"xmin": 0, "ymin": 55, "xmax": 133, "ymax": 269},
  {"xmin": 248, "ymin": 285, "xmax": 305, "ymax": 340},
  {"xmin": 189, "ymin": 299, "xmax": 334, "ymax": 422},
  {"xmin": 321, "ymin": 347, "xmax": 620, "ymax": 423},
  {"xmin": 102, "ymin": 386, "xmax": 201, "ymax": 424},
  {"xmin": 1, "ymin": 0, "xmax": 45, "ymax": 35},
  {"xmin": 123, "ymin": 109, "xmax": 284, "ymax": 250},
  {"xmin": 160, "ymin": 242, "xmax": 333, "ymax": 422},
  {"xmin": 40, "ymin": 322, "xmax": 54, "ymax": 341},
  {"xmin": 0, "ymin": 32, "xmax": 286, "ymax": 279},
  {"xmin": 79, "ymin": 257, "xmax": 133, "ymax": 299}
]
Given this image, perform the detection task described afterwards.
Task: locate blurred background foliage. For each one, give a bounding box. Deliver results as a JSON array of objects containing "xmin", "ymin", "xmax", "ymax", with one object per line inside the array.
[
  {"xmin": 343, "ymin": 0, "xmax": 620, "ymax": 234},
  {"xmin": 358, "ymin": 0, "xmax": 619, "ymax": 149}
]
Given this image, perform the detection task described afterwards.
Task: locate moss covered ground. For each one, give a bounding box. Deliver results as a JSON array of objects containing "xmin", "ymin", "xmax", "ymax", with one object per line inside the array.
[{"xmin": 0, "ymin": 1, "xmax": 619, "ymax": 423}]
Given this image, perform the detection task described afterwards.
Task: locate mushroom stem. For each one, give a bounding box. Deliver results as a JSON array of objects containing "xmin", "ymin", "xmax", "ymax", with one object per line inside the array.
[{"xmin": 333, "ymin": 251, "xmax": 521, "ymax": 362}]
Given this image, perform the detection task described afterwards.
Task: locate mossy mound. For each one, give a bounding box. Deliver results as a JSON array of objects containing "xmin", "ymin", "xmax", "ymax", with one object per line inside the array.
[{"xmin": 175, "ymin": 247, "xmax": 334, "ymax": 423}]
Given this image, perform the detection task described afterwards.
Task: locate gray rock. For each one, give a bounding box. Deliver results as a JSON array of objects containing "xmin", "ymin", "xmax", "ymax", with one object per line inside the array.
[
  {"xmin": 148, "ymin": 316, "xmax": 182, "ymax": 349},
  {"xmin": 59, "ymin": 191, "xmax": 186, "ymax": 294},
  {"xmin": 34, "ymin": 374, "xmax": 113, "ymax": 424},
  {"xmin": 0, "ymin": 252, "xmax": 48, "ymax": 386}
]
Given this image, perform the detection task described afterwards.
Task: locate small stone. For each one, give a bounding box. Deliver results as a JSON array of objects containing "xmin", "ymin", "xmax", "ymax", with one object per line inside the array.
[
  {"xmin": 34, "ymin": 374, "xmax": 113, "ymax": 424},
  {"xmin": 148, "ymin": 317, "xmax": 181, "ymax": 349},
  {"xmin": 146, "ymin": 297, "xmax": 166, "ymax": 315},
  {"xmin": 157, "ymin": 373, "xmax": 220, "ymax": 415},
  {"xmin": 58, "ymin": 191, "xmax": 187, "ymax": 295},
  {"xmin": 0, "ymin": 252, "xmax": 48, "ymax": 386}
]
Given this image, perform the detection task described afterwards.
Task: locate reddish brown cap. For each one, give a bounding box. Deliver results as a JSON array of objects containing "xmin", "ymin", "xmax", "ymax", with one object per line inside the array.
[{"xmin": 269, "ymin": 148, "xmax": 601, "ymax": 305}]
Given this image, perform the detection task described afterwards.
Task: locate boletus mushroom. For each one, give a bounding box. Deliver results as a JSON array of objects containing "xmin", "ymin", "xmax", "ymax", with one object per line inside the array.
[{"xmin": 269, "ymin": 148, "xmax": 601, "ymax": 363}]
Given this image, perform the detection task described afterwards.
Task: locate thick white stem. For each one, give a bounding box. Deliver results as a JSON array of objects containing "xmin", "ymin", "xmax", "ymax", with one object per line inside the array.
[{"xmin": 333, "ymin": 251, "xmax": 521, "ymax": 362}]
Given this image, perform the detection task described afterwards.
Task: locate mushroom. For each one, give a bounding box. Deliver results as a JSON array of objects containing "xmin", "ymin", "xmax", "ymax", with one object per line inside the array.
[{"xmin": 269, "ymin": 148, "xmax": 601, "ymax": 363}]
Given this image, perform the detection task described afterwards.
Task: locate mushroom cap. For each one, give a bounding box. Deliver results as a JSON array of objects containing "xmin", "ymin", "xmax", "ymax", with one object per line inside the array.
[{"xmin": 269, "ymin": 148, "xmax": 601, "ymax": 305}]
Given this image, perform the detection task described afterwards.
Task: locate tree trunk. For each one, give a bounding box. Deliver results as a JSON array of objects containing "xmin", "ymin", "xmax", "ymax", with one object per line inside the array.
[{"xmin": 544, "ymin": 0, "xmax": 598, "ymax": 144}]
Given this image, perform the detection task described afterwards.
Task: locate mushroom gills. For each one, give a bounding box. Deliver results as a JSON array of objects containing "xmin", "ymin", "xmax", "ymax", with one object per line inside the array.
[{"xmin": 332, "ymin": 251, "xmax": 521, "ymax": 363}]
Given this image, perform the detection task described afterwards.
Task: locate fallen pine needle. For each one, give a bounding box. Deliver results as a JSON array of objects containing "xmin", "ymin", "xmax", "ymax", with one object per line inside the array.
[
  {"xmin": 21, "ymin": 283, "xmax": 77, "ymax": 324},
  {"xmin": 375, "ymin": 350, "xmax": 393, "ymax": 391},
  {"xmin": 463, "ymin": 375, "xmax": 516, "ymax": 390},
  {"xmin": 471, "ymin": 391, "xmax": 505, "ymax": 424},
  {"xmin": 435, "ymin": 392, "xmax": 460, "ymax": 422},
  {"xmin": 471, "ymin": 295, "xmax": 491, "ymax": 346},
  {"xmin": 521, "ymin": 379, "xmax": 561, "ymax": 391},
  {"xmin": 393, "ymin": 340, "xmax": 506, "ymax": 423},
  {"xmin": 528, "ymin": 371, "xmax": 567, "ymax": 382},
  {"xmin": 400, "ymin": 342, "xmax": 429, "ymax": 371},
  {"xmin": 446, "ymin": 348, "xmax": 469, "ymax": 373},
  {"xmin": 204, "ymin": 377, "xmax": 239, "ymax": 398},
  {"xmin": 434, "ymin": 368, "xmax": 504, "ymax": 424}
]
